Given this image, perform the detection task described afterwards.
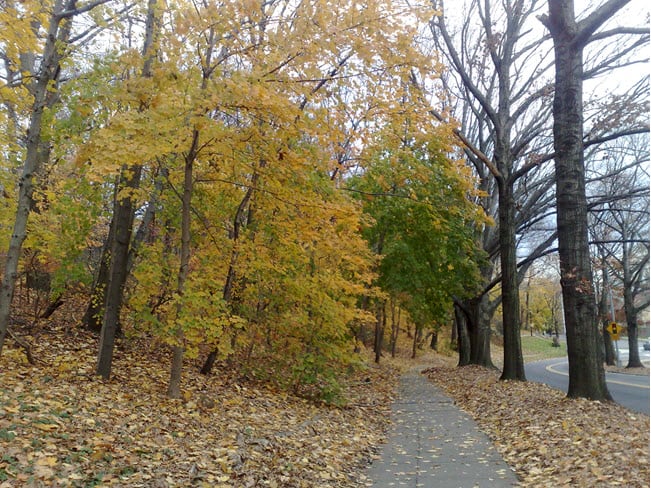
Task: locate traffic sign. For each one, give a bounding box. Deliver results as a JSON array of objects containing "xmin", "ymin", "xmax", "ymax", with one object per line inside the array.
[{"xmin": 606, "ymin": 322, "xmax": 623, "ymax": 340}]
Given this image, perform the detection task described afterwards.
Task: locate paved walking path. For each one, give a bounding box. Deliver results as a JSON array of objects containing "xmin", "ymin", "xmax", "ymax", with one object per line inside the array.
[{"xmin": 365, "ymin": 367, "xmax": 520, "ymax": 487}]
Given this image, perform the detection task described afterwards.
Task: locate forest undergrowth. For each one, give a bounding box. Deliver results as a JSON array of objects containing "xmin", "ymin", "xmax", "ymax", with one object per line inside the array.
[{"xmin": 0, "ymin": 295, "xmax": 405, "ymax": 487}]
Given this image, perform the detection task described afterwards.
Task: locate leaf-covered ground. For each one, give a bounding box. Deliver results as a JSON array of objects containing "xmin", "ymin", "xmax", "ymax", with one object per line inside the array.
[
  {"xmin": 0, "ymin": 323, "xmax": 400, "ymax": 487},
  {"xmin": 2, "ymin": 314, "xmax": 649, "ymax": 487},
  {"xmin": 425, "ymin": 363, "xmax": 650, "ymax": 487}
]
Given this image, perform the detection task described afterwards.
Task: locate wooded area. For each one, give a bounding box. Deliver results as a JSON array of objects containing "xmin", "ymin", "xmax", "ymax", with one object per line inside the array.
[{"xmin": 0, "ymin": 0, "xmax": 648, "ymax": 404}]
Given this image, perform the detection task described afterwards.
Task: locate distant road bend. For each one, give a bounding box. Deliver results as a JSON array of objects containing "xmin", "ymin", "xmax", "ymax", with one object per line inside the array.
[{"xmin": 525, "ymin": 358, "xmax": 650, "ymax": 415}]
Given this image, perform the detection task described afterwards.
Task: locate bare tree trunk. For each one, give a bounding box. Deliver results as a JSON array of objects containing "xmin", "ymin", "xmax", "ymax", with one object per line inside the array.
[
  {"xmin": 464, "ymin": 296, "xmax": 494, "ymax": 368},
  {"xmin": 498, "ymin": 178, "xmax": 526, "ymax": 380},
  {"xmin": 623, "ymin": 287, "xmax": 643, "ymax": 368},
  {"xmin": 0, "ymin": 0, "xmax": 75, "ymax": 355},
  {"xmin": 374, "ymin": 300, "xmax": 386, "ymax": 363},
  {"xmin": 201, "ymin": 171, "xmax": 259, "ymax": 375},
  {"xmin": 450, "ymin": 309, "xmax": 458, "ymax": 350},
  {"xmin": 83, "ymin": 216, "xmax": 114, "ymax": 333},
  {"xmin": 621, "ymin": 228, "xmax": 644, "ymax": 368},
  {"xmin": 96, "ymin": 0, "xmax": 158, "ymax": 379},
  {"xmin": 541, "ymin": 0, "xmax": 619, "ymax": 400},
  {"xmin": 429, "ymin": 330, "xmax": 438, "ymax": 350},
  {"xmin": 167, "ymin": 133, "xmax": 196, "ymax": 398},
  {"xmin": 96, "ymin": 166, "xmax": 142, "ymax": 378},
  {"xmin": 411, "ymin": 324, "xmax": 422, "ymax": 359},
  {"xmin": 87, "ymin": 168, "xmax": 163, "ymax": 333},
  {"xmin": 454, "ymin": 304, "xmax": 471, "ymax": 366},
  {"xmin": 390, "ymin": 299, "xmax": 400, "ymax": 358}
]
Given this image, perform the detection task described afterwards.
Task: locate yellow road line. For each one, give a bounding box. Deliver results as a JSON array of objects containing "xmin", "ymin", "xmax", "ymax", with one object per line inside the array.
[{"xmin": 546, "ymin": 362, "xmax": 650, "ymax": 389}]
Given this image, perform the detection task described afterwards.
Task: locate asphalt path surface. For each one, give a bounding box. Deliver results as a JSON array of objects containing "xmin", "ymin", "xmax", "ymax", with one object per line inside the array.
[{"xmin": 525, "ymin": 345, "xmax": 650, "ymax": 415}]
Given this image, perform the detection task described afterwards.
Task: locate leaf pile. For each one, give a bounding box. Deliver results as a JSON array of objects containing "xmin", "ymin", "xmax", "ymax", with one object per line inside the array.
[
  {"xmin": 0, "ymin": 325, "xmax": 399, "ymax": 487},
  {"xmin": 425, "ymin": 364, "xmax": 650, "ymax": 487}
]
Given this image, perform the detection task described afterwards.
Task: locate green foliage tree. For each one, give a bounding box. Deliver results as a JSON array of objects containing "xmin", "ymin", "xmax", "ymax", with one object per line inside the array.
[{"xmin": 351, "ymin": 127, "xmax": 487, "ymax": 359}]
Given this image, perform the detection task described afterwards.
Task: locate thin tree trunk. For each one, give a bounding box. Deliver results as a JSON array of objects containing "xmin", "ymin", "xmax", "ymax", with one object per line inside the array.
[
  {"xmin": 390, "ymin": 299, "xmax": 400, "ymax": 358},
  {"xmin": 374, "ymin": 300, "xmax": 386, "ymax": 363},
  {"xmin": 167, "ymin": 131, "xmax": 197, "ymax": 398},
  {"xmin": 429, "ymin": 330, "xmax": 438, "ymax": 350},
  {"xmin": 621, "ymin": 232, "xmax": 644, "ymax": 368},
  {"xmin": 200, "ymin": 172, "xmax": 258, "ymax": 375},
  {"xmin": 0, "ymin": 0, "xmax": 74, "ymax": 355},
  {"xmin": 450, "ymin": 309, "xmax": 458, "ymax": 350},
  {"xmin": 169, "ymin": 10, "xmax": 221, "ymax": 393},
  {"xmin": 624, "ymin": 287, "xmax": 643, "ymax": 368},
  {"xmin": 125, "ymin": 169, "xmax": 164, "ymax": 272},
  {"xmin": 83, "ymin": 207, "xmax": 116, "ymax": 333}
]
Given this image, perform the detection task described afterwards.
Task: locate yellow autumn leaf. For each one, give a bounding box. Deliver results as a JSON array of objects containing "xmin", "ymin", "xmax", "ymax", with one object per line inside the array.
[{"xmin": 35, "ymin": 456, "xmax": 58, "ymax": 467}]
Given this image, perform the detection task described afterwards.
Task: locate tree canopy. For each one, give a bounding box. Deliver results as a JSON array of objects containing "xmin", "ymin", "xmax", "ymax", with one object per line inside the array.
[{"xmin": 0, "ymin": 0, "xmax": 647, "ymax": 402}]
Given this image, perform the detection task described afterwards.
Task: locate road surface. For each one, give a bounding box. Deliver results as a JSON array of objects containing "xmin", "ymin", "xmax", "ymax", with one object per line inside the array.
[{"xmin": 525, "ymin": 342, "xmax": 649, "ymax": 415}]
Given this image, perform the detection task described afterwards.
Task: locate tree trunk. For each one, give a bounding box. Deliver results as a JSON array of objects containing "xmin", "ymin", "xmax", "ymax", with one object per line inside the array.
[
  {"xmin": 429, "ymin": 330, "xmax": 438, "ymax": 350},
  {"xmin": 374, "ymin": 300, "xmax": 386, "ymax": 363},
  {"xmin": 96, "ymin": 0, "xmax": 157, "ymax": 379},
  {"xmin": 464, "ymin": 296, "xmax": 494, "ymax": 368},
  {"xmin": 96, "ymin": 166, "xmax": 142, "ymax": 378},
  {"xmin": 454, "ymin": 303, "xmax": 471, "ymax": 366},
  {"xmin": 498, "ymin": 178, "xmax": 526, "ymax": 380},
  {"xmin": 201, "ymin": 171, "xmax": 258, "ymax": 374},
  {"xmin": 83, "ymin": 210, "xmax": 116, "ymax": 333},
  {"xmin": 85, "ymin": 167, "xmax": 158, "ymax": 334},
  {"xmin": 623, "ymin": 286, "xmax": 643, "ymax": 368},
  {"xmin": 167, "ymin": 128, "xmax": 198, "ymax": 398},
  {"xmin": 621, "ymin": 229, "xmax": 643, "ymax": 368},
  {"xmin": 450, "ymin": 310, "xmax": 458, "ymax": 350},
  {"xmin": 390, "ymin": 299, "xmax": 400, "ymax": 358},
  {"xmin": 0, "ymin": 0, "xmax": 74, "ymax": 355},
  {"xmin": 411, "ymin": 324, "xmax": 422, "ymax": 360},
  {"xmin": 543, "ymin": 0, "xmax": 614, "ymax": 400}
]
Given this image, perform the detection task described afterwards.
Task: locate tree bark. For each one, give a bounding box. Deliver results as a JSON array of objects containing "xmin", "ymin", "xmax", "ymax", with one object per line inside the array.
[
  {"xmin": 96, "ymin": 166, "xmax": 142, "ymax": 378},
  {"xmin": 623, "ymin": 284, "xmax": 643, "ymax": 368},
  {"xmin": 498, "ymin": 177, "xmax": 526, "ymax": 380},
  {"xmin": 463, "ymin": 296, "xmax": 494, "ymax": 368},
  {"xmin": 621, "ymin": 222, "xmax": 644, "ymax": 368},
  {"xmin": 85, "ymin": 167, "xmax": 159, "ymax": 334},
  {"xmin": 429, "ymin": 330, "xmax": 438, "ymax": 350},
  {"xmin": 541, "ymin": 0, "xmax": 623, "ymax": 400},
  {"xmin": 454, "ymin": 302, "xmax": 471, "ymax": 366}
]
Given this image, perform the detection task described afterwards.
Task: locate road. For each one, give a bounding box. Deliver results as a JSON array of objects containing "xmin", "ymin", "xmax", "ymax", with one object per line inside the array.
[{"xmin": 524, "ymin": 341, "xmax": 650, "ymax": 415}]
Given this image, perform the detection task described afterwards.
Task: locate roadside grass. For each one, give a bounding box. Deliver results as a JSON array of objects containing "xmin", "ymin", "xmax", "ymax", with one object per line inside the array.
[{"xmin": 520, "ymin": 334, "xmax": 567, "ymax": 362}]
